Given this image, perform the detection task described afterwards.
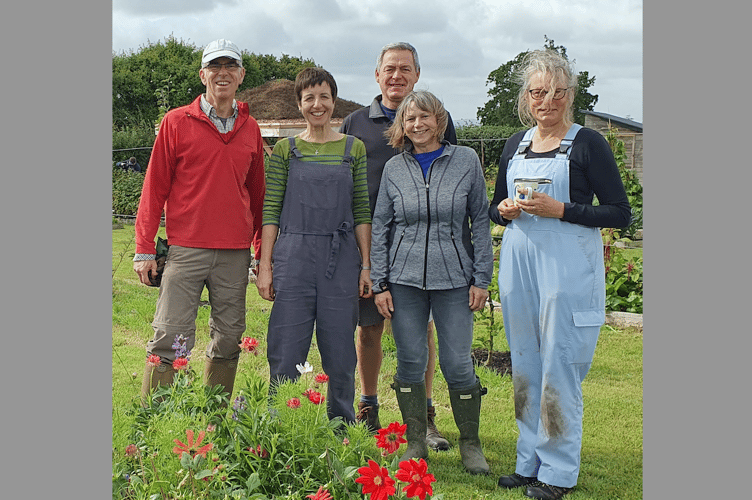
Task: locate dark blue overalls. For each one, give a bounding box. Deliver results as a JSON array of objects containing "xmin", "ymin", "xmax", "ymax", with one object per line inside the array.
[{"xmin": 266, "ymin": 136, "xmax": 361, "ymax": 423}]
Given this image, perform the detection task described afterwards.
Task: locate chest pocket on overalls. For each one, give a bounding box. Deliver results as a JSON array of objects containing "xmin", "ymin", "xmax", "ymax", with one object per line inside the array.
[{"xmin": 298, "ymin": 168, "xmax": 342, "ymax": 211}]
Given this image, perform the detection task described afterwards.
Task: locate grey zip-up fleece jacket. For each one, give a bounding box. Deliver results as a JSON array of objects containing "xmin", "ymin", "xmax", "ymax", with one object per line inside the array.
[{"xmin": 370, "ymin": 142, "xmax": 494, "ymax": 291}]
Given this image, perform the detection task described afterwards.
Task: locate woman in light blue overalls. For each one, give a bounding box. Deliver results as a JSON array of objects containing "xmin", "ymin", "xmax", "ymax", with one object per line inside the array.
[{"xmin": 489, "ymin": 50, "xmax": 631, "ymax": 500}]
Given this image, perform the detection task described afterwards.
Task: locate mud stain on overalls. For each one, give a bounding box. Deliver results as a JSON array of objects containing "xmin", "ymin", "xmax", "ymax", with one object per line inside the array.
[
  {"xmin": 513, "ymin": 375, "xmax": 529, "ymax": 420},
  {"xmin": 541, "ymin": 383, "xmax": 564, "ymax": 439}
]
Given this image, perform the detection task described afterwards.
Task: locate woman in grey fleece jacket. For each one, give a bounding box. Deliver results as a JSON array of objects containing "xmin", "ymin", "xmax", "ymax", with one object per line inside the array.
[{"xmin": 369, "ymin": 91, "xmax": 494, "ymax": 475}]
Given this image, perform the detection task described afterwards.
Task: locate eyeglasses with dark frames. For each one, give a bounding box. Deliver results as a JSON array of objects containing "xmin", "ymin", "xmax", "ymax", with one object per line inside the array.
[
  {"xmin": 528, "ymin": 88, "xmax": 569, "ymax": 100},
  {"xmin": 204, "ymin": 62, "xmax": 242, "ymax": 71}
]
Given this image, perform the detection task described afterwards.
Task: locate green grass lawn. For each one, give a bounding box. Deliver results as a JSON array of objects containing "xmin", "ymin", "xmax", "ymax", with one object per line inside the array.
[{"xmin": 112, "ymin": 224, "xmax": 642, "ymax": 499}]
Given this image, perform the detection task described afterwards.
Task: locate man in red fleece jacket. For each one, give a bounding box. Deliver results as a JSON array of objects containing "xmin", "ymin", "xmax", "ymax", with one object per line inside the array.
[{"xmin": 133, "ymin": 39, "xmax": 265, "ymax": 405}]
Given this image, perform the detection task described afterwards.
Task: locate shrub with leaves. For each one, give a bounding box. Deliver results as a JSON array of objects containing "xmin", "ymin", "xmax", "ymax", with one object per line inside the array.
[
  {"xmin": 605, "ymin": 126, "xmax": 643, "ymax": 240},
  {"xmin": 112, "ymin": 168, "xmax": 145, "ymax": 216},
  {"xmin": 456, "ymin": 123, "xmax": 525, "ymax": 181},
  {"xmin": 113, "ymin": 356, "xmax": 388, "ymax": 499},
  {"xmin": 602, "ymin": 229, "xmax": 643, "ymax": 313}
]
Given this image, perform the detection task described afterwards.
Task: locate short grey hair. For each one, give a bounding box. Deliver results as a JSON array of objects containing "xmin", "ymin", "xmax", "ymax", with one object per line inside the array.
[
  {"xmin": 516, "ymin": 49, "xmax": 577, "ymax": 128},
  {"xmin": 385, "ymin": 90, "xmax": 448, "ymax": 151},
  {"xmin": 376, "ymin": 42, "xmax": 420, "ymax": 73}
]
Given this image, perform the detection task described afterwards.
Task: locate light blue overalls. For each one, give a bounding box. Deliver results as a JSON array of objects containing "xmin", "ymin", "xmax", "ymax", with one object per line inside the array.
[
  {"xmin": 266, "ymin": 136, "xmax": 360, "ymax": 423},
  {"xmin": 498, "ymin": 124, "xmax": 605, "ymax": 488}
]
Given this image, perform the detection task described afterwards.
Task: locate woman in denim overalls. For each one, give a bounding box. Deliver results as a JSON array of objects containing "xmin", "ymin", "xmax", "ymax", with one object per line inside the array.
[
  {"xmin": 256, "ymin": 68, "xmax": 372, "ymax": 424},
  {"xmin": 489, "ymin": 50, "xmax": 631, "ymax": 500}
]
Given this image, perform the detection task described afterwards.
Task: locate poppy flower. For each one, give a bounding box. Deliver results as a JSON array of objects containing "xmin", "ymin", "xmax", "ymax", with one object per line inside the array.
[
  {"xmin": 173, "ymin": 357, "xmax": 189, "ymax": 371},
  {"xmin": 306, "ymin": 486, "xmax": 333, "ymax": 500},
  {"xmin": 306, "ymin": 390, "xmax": 324, "ymax": 405},
  {"xmin": 355, "ymin": 459, "xmax": 396, "ymax": 500},
  {"xmin": 314, "ymin": 373, "xmax": 329, "ymax": 383},
  {"xmin": 376, "ymin": 422, "xmax": 407, "ymax": 455},
  {"xmin": 172, "ymin": 429, "xmax": 213, "ymax": 458},
  {"xmin": 287, "ymin": 397, "xmax": 301, "ymax": 409},
  {"xmin": 240, "ymin": 337, "xmax": 259, "ymax": 355},
  {"xmin": 395, "ymin": 458, "xmax": 435, "ymax": 499},
  {"xmin": 146, "ymin": 354, "xmax": 161, "ymax": 367}
]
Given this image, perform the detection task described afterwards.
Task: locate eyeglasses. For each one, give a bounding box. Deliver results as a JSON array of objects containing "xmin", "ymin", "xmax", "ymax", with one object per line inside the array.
[
  {"xmin": 204, "ymin": 62, "xmax": 242, "ymax": 71},
  {"xmin": 528, "ymin": 88, "xmax": 569, "ymax": 100}
]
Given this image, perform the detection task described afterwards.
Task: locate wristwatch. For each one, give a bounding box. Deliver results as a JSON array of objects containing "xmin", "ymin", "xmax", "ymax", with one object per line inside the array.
[{"xmin": 372, "ymin": 282, "xmax": 390, "ymax": 294}]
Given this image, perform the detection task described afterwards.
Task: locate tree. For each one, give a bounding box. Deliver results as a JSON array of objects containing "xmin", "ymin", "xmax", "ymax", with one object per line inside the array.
[
  {"xmin": 477, "ymin": 37, "xmax": 598, "ymax": 127},
  {"xmin": 113, "ymin": 35, "xmax": 203, "ymax": 129},
  {"xmin": 112, "ymin": 36, "xmax": 318, "ymax": 130}
]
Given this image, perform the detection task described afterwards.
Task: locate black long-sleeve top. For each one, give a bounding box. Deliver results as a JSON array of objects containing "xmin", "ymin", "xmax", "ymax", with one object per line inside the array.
[{"xmin": 488, "ymin": 127, "xmax": 631, "ymax": 229}]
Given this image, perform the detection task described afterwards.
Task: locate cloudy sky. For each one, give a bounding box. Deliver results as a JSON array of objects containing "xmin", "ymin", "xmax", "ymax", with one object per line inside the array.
[{"xmin": 112, "ymin": 0, "xmax": 642, "ymax": 123}]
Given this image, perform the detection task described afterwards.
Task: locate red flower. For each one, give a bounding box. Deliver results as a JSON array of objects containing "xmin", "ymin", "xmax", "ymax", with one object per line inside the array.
[
  {"xmin": 173, "ymin": 357, "xmax": 189, "ymax": 371},
  {"xmin": 314, "ymin": 373, "xmax": 329, "ymax": 383},
  {"xmin": 306, "ymin": 486, "xmax": 333, "ymax": 500},
  {"xmin": 124, "ymin": 444, "xmax": 138, "ymax": 458},
  {"xmin": 146, "ymin": 354, "xmax": 161, "ymax": 367},
  {"xmin": 247, "ymin": 445, "xmax": 269, "ymax": 458},
  {"xmin": 376, "ymin": 422, "xmax": 407, "ymax": 455},
  {"xmin": 306, "ymin": 390, "xmax": 324, "ymax": 405},
  {"xmin": 287, "ymin": 397, "xmax": 301, "ymax": 409},
  {"xmin": 355, "ymin": 460, "xmax": 396, "ymax": 500},
  {"xmin": 172, "ymin": 429, "xmax": 213, "ymax": 458},
  {"xmin": 395, "ymin": 458, "xmax": 435, "ymax": 500},
  {"xmin": 240, "ymin": 337, "xmax": 259, "ymax": 355}
]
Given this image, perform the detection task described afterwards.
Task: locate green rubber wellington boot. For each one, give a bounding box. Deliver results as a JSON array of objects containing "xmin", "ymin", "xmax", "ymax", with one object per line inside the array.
[
  {"xmin": 204, "ymin": 357, "xmax": 239, "ymax": 408},
  {"xmin": 449, "ymin": 379, "xmax": 490, "ymax": 475},
  {"xmin": 140, "ymin": 361, "xmax": 176, "ymax": 406},
  {"xmin": 391, "ymin": 377, "xmax": 429, "ymax": 462}
]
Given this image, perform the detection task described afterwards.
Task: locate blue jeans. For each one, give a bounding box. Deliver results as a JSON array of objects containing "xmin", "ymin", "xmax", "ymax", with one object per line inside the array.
[{"xmin": 389, "ymin": 284, "xmax": 477, "ymax": 389}]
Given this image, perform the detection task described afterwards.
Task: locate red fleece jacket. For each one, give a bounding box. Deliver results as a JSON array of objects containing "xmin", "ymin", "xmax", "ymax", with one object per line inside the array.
[{"xmin": 135, "ymin": 96, "xmax": 266, "ymax": 257}]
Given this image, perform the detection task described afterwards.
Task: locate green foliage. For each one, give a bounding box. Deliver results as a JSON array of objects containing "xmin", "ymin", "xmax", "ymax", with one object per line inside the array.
[
  {"xmin": 112, "ymin": 168, "xmax": 145, "ymax": 216},
  {"xmin": 605, "ymin": 127, "xmax": 643, "ymax": 239},
  {"xmin": 113, "ymin": 36, "xmax": 318, "ymax": 130},
  {"xmin": 456, "ymin": 124, "xmax": 525, "ymax": 181},
  {"xmin": 246, "ymin": 53, "xmax": 317, "ymax": 87},
  {"xmin": 472, "ymin": 245, "xmax": 507, "ymax": 361},
  {"xmin": 112, "ymin": 121, "xmax": 156, "ymax": 167},
  {"xmin": 113, "ymin": 35, "xmax": 204, "ymax": 130},
  {"xmin": 477, "ymin": 36, "xmax": 598, "ymax": 127},
  {"xmin": 602, "ymin": 229, "xmax": 643, "ymax": 313},
  {"xmin": 113, "ymin": 367, "xmax": 380, "ymax": 499}
]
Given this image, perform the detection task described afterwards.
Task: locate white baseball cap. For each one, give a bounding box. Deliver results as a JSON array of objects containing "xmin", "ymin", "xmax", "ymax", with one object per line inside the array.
[{"xmin": 202, "ymin": 39, "xmax": 242, "ymax": 65}]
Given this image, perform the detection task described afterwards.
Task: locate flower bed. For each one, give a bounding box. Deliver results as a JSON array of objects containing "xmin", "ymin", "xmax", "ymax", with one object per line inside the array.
[{"xmin": 113, "ymin": 337, "xmax": 444, "ymax": 499}]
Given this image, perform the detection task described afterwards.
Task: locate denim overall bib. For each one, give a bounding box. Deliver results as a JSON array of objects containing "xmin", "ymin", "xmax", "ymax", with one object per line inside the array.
[
  {"xmin": 266, "ymin": 136, "xmax": 360, "ymax": 423},
  {"xmin": 498, "ymin": 124, "xmax": 605, "ymax": 487}
]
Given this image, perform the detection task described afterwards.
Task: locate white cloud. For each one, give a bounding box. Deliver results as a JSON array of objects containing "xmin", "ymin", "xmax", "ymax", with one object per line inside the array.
[{"xmin": 111, "ymin": 0, "xmax": 643, "ymax": 122}]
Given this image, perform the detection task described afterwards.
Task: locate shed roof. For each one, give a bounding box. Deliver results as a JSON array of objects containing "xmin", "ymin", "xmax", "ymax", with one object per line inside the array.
[{"xmin": 581, "ymin": 110, "xmax": 642, "ymax": 132}]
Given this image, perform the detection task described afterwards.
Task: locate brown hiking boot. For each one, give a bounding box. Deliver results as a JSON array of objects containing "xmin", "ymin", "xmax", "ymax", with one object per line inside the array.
[
  {"xmin": 356, "ymin": 401, "xmax": 382, "ymax": 433},
  {"xmin": 426, "ymin": 405, "xmax": 451, "ymax": 451}
]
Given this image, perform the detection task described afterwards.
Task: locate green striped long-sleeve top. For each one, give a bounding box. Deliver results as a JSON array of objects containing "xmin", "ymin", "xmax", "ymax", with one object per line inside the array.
[{"xmin": 262, "ymin": 135, "xmax": 371, "ymax": 226}]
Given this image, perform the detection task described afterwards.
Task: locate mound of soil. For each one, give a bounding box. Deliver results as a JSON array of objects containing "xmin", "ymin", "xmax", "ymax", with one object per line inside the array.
[
  {"xmin": 472, "ymin": 348, "xmax": 512, "ymax": 377},
  {"xmin": 237, "ymin": 79, "xmax": 364, "ymax": 121}
]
